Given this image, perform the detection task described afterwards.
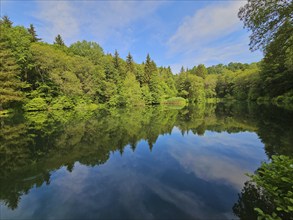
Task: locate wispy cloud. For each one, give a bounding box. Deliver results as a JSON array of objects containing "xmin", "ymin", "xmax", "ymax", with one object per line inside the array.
[
  {"xmin": 167, "ymin": 1, "xmax": 243, "ymax": 55},
  {"xmin": 167, "ymin": 131, "xmax": 266, "ymax": 190},
  {"xmin": 165, "ymin": 1, "xmax": 260, "ymax": 72},
  {"xmin": 169, "ymin": 35, "xmax": 258, "ymax": 73},
  {"xmin": 35, "ymin": 1, "xmax": 79, "ymax": 44},
  {"xmin": 34, "ymin": 1, "xmax": 163, "ymax": 48}
]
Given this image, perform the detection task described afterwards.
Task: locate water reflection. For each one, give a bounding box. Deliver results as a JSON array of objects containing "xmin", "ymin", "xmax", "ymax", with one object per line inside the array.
[{"xmin": 0, "ymin": 102, "xmax": 292, "ymax": 219}]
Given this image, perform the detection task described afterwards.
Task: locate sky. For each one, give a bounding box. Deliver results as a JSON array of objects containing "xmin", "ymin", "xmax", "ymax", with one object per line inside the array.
[{"xmin": 1, "ymin": 0, "xmax": 263, "ymax": 73}]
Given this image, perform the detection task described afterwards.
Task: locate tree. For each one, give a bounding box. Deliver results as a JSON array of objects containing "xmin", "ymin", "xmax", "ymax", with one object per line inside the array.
[
  {"xmin": 0, "ymin": 16, "xmax": 13, "ymax": 28},
  {"xmin": 27, "ymin": 24, "xmax": 41, "ymax": 42},
  {"xmin": 0, "ymin": 20, "xmax": 33, "ymax": 83},
  {"xmin": 143, "ymin": 54, "xmax": 157, "ymax": 85},
  {"xmin": 238, "ymin": 0, "xmax": 292, "ymax": 51},
  {"xmin": 261, "ymin": 21, "xmax": 293, "ymax": 97},
  {"xmin": 120, "ymin": 72, "xmax": 143, "ymax": 106},
  {"xmin": 113, "ymin": 50, "xmax": 120, "ymax": 69},
  {"xmin": 176, "ymin": 72, "xmax": 205, "ymax": 102},
  {"xmin": 54, "ymin": 34, "xmax": 65, "ymax": 46},
  {"xmin": 180, "ymin": 66, "xmax": 185, "ymax": 74},
  {"xmin": 0, "ymin": 41, "xmax": 24, "ymax": 108},
  {"xmin": 69, "ymin": 40, "xmax": 104, "ymax": 65},
  {"xmin": 195, "ymin": 64, "xmax": 207, "ymax": 78},
  {"xmin": 204, "ymin": 74, "xmax": 217, "ymax": 98},
  {"xmin": 126, "ymin": 52, "xmax": 134, "ymax": 72}
]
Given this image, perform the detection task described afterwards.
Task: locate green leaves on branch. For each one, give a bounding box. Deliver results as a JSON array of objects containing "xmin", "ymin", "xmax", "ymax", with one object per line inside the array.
[
  {"xmin": 234, "ymin": 155, "xmax": 293, "ymax": 220},
  {"xmin": 238, "ymin": 0, "xmax": 292, "ymax": 51}
]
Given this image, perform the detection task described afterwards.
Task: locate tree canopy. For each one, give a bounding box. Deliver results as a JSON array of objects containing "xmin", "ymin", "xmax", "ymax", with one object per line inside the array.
[
  {"xmin": 0, "ymin": 12, "xmax": 292, "ymax": 111},
  {"xmin": 238, "ymin": 0, "xmax": 293, "ymax": 51}
]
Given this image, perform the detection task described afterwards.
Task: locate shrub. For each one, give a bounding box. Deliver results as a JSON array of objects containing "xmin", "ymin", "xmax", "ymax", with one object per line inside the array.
[
  {"xmin": 161, "ymin": 97, "xmax": 186, "ymax": 106},
  {"xmin": 249, "ymin": 155, "xmax": 293, "ymax": 220}
]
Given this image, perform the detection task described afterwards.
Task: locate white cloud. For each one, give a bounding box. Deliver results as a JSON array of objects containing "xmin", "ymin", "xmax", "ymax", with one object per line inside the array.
[
  {"xmin": 36, "ymin": 1, "xmax": 79, "ymax": 44},
  {"xmin": 167, "ymin": 132, "xmax": 265, "ymax": 190},
  {"xmin": 169, "ymin": 36, "xmax": 259, "ymax": 73},
  {"xmin": 166, "ymin": 1, "xmax": 263, "ymax": 72},
  {"xmin": 167, "ymin": 1, "xmax": 243, "ymax": 55},
  {"xmin": 34, "ymin": 1, "xmax": 163, "ymax": 47}
]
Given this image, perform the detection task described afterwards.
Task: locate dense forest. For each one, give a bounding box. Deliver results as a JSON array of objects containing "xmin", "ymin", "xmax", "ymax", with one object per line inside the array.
[{"xmin": 0, "ymin": 0, "xmax": 292, "ymax": 112}]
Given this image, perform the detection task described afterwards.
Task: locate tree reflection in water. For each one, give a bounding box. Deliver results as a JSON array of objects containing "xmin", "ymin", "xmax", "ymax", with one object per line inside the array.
[{"xmin": 0, "ymin": 102, "xmax": 292, "ymax": 212}]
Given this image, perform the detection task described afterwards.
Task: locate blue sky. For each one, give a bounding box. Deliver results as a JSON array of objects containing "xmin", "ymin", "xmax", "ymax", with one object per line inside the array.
[{"xmin": 2, "ymin": 0, "xmax": 263, "ymax": 73}]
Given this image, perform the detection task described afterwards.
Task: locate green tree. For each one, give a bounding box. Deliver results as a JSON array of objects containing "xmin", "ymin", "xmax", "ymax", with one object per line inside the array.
[
  {"xmin": 143, "ymin": 54, "xmax": 157, "ymax": 85},
  {"xmin": 120, "ymin": 72, "xmax": 143, "ymax": 106},
  {"xmin": 69, "ymin": 40, "xmax": 104, "ymax": 65},
  {"xmin": 0, "ymin": 41, "xmax": 24, "ymax": 108},
  {"xmin": 0, "ymin": 16, "xmax": 13, "ymax": 27},
  {"xmin": 177, "ymin": 72, "xmax": 205, "ymax": 102},
  {"xmin": 239, "ymin": 0, "xmax": 293, "ymax": 105},
  {"xmin": 204, "ymin": 74, "xmax": 217, "ymax": 99},
  {"xmin": 195, "ymin": 64, "xmax": 207, "ymax": 78},
  {"xmin": 149, "ymin": 72, "xmax": 164, "ymax": 104},
  {"xmin": 27, "ymin": 24, "xmax": 41, "ymax": 42},
  {"xmin": 126, "ymin": 52, "xmax": 134, "ymax": 73},
  {"xmin": 261, "ymin": 21, "xmax": 293, "ymax": 98},
  {"xmin": 113, "ymin": 50, "xmax": 120, "ymax": 69},
  {"xmin": 180, "ymin": 66, "xmax": 185, "ymax": 74},
  {"xmin": 0, "ymin": 21, "xmax": 33, "ymax": 83},
  {"xmin": 238, "ymin": 0, "xmax": 292, "ymax": 51},
  {"xmin": 54, "ymin": 34, "xmax": 65, "ymax": 46}
]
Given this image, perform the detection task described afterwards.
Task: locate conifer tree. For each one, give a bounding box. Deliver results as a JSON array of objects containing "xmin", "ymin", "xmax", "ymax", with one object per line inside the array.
[
  {"xmin": 180, "ymin": 66, "xmax": 185, "ymax": 74},
  {"xmin": 0, "ymin": 16, "xmax": 13, "ymax": 28},
  {"xmin": 144, "ymin": 54, "xmax": 157, "ymax": 84},
  {"xmin": 27, "ymin": 24, "xmax": 41, "ymax": 42},
  {"xmin": 126, "ymin": 52, "xmax": 134, "ymax": 72},
  {"xmin": 113, "ymin": 50, "xmax": 120, "ymax": 69},
  {"xmin": 54, "ymin": 34, "xmax": 65, "ymax": 46},
  {"xmin": 0, "ymin": 41, "xmax": 23, "ymax": 108}
]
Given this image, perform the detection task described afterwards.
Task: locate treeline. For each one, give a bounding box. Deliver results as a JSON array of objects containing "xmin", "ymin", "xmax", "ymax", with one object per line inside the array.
[
  {"xmin": 0, "ymin": 16, "xmax": 178, "ymax": 111},
  {"xmin": 0, "ymin": 12, "xmax": 292, "ymax": 111}
]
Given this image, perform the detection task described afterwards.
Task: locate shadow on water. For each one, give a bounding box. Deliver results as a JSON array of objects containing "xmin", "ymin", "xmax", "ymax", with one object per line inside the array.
[{"xmin": 0, "ymin": 102, "xmax": 292, "ymax": 218}]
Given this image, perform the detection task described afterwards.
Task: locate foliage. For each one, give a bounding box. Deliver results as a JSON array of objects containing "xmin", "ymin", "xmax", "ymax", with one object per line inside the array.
[
  {"xmin": 238, "ymin": 0, "xmax": 293, "ymax": 108},
  {"xmin": 161, "ymin": 97, "xmax": 186, "ymax": 106},
  {"xmin": 119, "ymin": 72, "xmax": 144, "ymax": 106},
  {"xmin": 27, "ymin": 24, "xmax": 41, "ymax": 42},
  {"xmin": 250, "ymin": 155, "xmax": 293, "ymax": 219},
  {"xmin": 69, "ymin": 40, "xmax": 104, "ymax": 65},
  {"xmin": 238, "ymin": 0, "xmax": 292, "ymax": 51},
  {"xmin": 50, "ymin": 96, "xmax": 74, "ymax": 110},
  {"xmin": 234, "ymin": 155, "xmax": 293, "ymax": 220},
  {"xmin": 260, "ymin": 21, "xmax": 293, "ymax": 98},
  {"xmin": 0, "ymin": 41, "xmax": 24, "ymax": 107},
  {"xmin": 54, "ymin": 34, "xmax": 65, "ymax": 46},
  {"xmin": 1, "ymin": 14, "xmax": 292, "ymax": 111},
  {"xmin": 176, "ymin": 72, "xmax": 205, "ymax": 103},
  {"xmin": 24, "ymin": 97, "xmax": 48, "ymax": 111}
]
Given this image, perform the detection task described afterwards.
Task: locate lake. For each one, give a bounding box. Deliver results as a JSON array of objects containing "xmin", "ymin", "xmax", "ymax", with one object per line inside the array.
[{"xmin": 1, "ymin": 102, "xmax": 292, "ymax": 219}]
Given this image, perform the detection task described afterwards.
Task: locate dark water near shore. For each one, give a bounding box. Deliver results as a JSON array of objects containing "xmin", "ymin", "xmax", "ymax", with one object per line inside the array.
[{"xmin": 1, "ymin": 102, "xmax": 292, "ymax": 219}]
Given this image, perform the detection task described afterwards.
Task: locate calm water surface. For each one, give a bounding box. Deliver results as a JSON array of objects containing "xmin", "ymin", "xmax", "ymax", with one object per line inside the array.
[{"xmin": 1, "ymin": 102, "xmax": 292, "ymax": 219}]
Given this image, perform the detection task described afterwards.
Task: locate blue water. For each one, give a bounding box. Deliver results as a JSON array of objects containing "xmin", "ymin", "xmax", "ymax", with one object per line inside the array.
[{"xmin": 1, "ymin": 103, "xmax": 292, "ymax": 219}]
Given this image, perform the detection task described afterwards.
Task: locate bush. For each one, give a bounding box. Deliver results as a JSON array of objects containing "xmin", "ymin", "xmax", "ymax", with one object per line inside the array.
[
  {"xmin": 249, "ymin": 155, "xmax": 293, "ymax": 220},
  {"xmin": 161, "ymin": 97, "xmax": 186, "ymax": 106}
]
